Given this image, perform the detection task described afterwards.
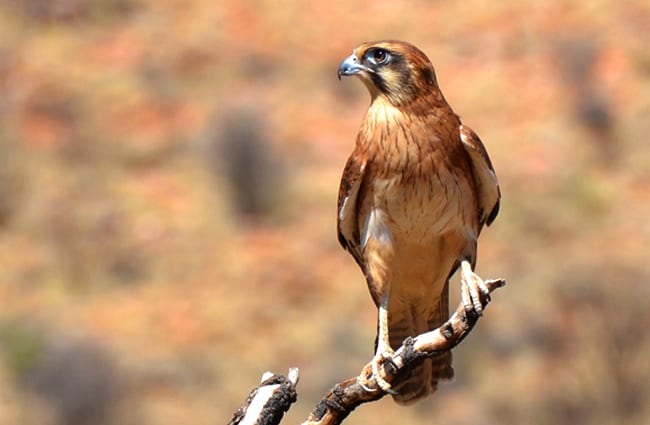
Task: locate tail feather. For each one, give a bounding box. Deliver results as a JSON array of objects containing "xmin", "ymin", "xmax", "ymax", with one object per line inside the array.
[{"xmin": 389, "ymin": 281, "xmax": 454, "ymax": 404}]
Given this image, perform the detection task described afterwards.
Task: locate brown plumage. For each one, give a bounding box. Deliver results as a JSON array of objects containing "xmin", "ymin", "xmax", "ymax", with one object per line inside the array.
[{"xmin": 337, "ymin": 40, "xmax": 500, "ymax": 404}]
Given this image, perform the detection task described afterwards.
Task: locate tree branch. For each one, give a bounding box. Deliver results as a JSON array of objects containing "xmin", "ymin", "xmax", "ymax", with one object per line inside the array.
[
  {"xmin": 229, "ymin": 278, "xmax": 506, "ymax": 425},
  {"xmin": 229, "ymin": 368, "xmax": 299, "ymax": 425},
  {"xmin": 303, "ymin": 278, "xmax": 505, "ymax": 425}
]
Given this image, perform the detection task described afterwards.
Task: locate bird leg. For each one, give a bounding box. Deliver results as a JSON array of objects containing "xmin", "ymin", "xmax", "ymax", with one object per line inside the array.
[
  {"xmin": 460, "ymin": 260, "xmax": 491, "ymax": 316},
  {"xmin": 357, "ymin": 296, "xmax": 397, "ymax": 394}
]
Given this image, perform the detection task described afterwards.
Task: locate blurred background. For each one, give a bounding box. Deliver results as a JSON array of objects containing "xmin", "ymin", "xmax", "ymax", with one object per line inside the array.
[{"xmin": 0, "ymin": 0, "xmax": 649, "ymax": 424}]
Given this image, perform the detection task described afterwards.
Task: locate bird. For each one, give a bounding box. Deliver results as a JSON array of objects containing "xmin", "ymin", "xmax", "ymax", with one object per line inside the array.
[{"xmin": 336, "ymin": 40, "xmax": 500, "ymax": 404}]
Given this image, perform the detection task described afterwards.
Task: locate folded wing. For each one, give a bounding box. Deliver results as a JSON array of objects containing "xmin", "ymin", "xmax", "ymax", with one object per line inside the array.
[{"xmin": 459, "ymin": 124, "xmax": 501, "ymax": 229}]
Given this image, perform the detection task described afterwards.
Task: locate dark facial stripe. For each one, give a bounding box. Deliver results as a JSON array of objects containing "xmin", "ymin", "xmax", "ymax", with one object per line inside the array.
[
  {"xmin": 369, "ymin": 53, "xmax": 412, "ymax": 95},
  {"xmin": 370, "ymin": 72, "xmax": 391, "ymax": 94},
  {"xmin": 358, "ymin": 42, "xmax": 439, "ymax": 106}
]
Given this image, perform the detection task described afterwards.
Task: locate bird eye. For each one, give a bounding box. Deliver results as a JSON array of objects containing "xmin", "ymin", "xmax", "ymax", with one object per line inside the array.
[{"xmin": 368, "ymin": 49, "xmax": 390, "ymax": 65}]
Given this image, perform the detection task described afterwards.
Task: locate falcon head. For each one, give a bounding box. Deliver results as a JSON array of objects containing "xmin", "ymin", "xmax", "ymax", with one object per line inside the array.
[{"xmin": 338, "ymin": 40, "xmax": 439, "ymax": 106}]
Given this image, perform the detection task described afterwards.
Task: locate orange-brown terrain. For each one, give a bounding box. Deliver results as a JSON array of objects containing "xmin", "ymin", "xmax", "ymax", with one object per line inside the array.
[{"xmin": 1, "ymin": 1, "xmax": 649, "ymax": 424}]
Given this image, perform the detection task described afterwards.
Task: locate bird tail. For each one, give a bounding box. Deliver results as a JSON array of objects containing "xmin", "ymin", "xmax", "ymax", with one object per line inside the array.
[{"xmin": 389, "ymin": 281, "xmax": 454, "ymax": 405}]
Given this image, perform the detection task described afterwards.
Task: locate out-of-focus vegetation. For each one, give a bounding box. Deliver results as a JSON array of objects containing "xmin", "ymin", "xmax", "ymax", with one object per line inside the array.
[{"xmin": 1, "ymin": 1, "xmax": 649, "ymax": 424}]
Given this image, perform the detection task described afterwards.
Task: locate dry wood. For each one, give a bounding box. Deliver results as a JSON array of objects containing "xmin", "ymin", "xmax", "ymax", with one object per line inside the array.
[{"xmin": 229, "ymin": 278, "xmax": 506, "ymax": 425}]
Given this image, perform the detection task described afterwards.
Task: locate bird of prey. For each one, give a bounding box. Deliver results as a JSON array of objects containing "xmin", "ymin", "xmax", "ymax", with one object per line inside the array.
[{"xmin": 336, "ymin": 40, "xmax": 500, "ymax": 404}]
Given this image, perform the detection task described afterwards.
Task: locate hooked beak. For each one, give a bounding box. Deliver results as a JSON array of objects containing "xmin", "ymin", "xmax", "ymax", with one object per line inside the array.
[{"xmin": 338, "ymin": 53, "xmax": 371, "ymax": 80}]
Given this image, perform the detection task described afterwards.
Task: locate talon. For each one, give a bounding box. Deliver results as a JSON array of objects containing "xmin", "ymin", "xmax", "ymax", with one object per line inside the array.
[
  {"xmin": 380, "ymin": 352, "xmax": 398, "ymax": 374},
  {"xmin": 358, "ymin": 352, "xmax": 398, "ymax": 395},
  {"xmin": 477, "ymin": 277, "xmax": 491, "ymax": 301},
  {"xmin": 371, "ymin": 354, "xmax": 398, "ymax": 394},
  {"xmin": 469, "ymin": 280, "xmax": 484, "ymax": 314},
  {"xmin": 461, "ymin": 278, "xmax": 474, "ymax": 313},
  {"xmin": 461, "ymin": 260, "xmax": 490, "ymax": 316},
  {"xmin": 356, "ymin": 375, "xmax": 378, "ymax": 393}
]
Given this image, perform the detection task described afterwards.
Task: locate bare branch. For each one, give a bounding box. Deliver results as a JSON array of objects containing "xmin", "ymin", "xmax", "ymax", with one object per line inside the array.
[
  {"xmin": 229, "ymin": 368, "xmax": 299, "ymax": 425},
  {"xmin": 229, "ymin": 278, "xmax": 505, "ymax": 425},
  {"xmin": 302, "ymin": 278, "xmax": 506, "ymax": 425}
]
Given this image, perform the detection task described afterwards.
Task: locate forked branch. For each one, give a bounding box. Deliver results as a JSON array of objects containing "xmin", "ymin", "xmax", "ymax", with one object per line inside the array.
[{"xmin": 229, "ymin": 278, "xmax": 506, "ymax": 425}]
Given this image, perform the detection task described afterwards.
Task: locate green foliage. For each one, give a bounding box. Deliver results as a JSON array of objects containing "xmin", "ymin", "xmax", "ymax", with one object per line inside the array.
[{"xmin": 0, "ymin": 321, "xmax": 44, "ymax": 379}]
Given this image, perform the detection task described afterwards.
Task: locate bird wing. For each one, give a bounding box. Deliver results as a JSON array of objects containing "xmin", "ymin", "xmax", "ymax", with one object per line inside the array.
[
  {"xmin": 337, "ymin": 149, "xmax": 367, "ymax": 268},
  {"xmin": 459, "ymin": 124, "xmax": 501, "ymax": 228}
]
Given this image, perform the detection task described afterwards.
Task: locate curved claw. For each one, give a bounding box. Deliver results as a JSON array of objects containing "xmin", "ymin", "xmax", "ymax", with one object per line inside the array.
[
  {"xmin": 356, "ymin": 375, "xmax": 379, "ymax": 393},
  {"xmin": 357, "ymin": 352, "xmax": 399, "ymax": 395},
  {"xmin": 371, "ymin": 354, "xmax": 398, "ymax": 395}
]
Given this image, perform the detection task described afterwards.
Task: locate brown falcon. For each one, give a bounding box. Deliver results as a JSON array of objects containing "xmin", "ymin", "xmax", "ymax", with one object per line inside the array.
[{"xmin": 336, "ymin": 40, "xmax": 500, "ymax": 404}]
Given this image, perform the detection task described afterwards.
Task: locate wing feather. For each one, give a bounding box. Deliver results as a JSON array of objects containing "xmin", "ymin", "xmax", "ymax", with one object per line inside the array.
[
  {"xmin": 459, "ymin": 124, "xmax": 500, "ymax": 227},
  {"xmin": 337, "ymin": 150, "xmax": 367, "ymax": 268}
]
